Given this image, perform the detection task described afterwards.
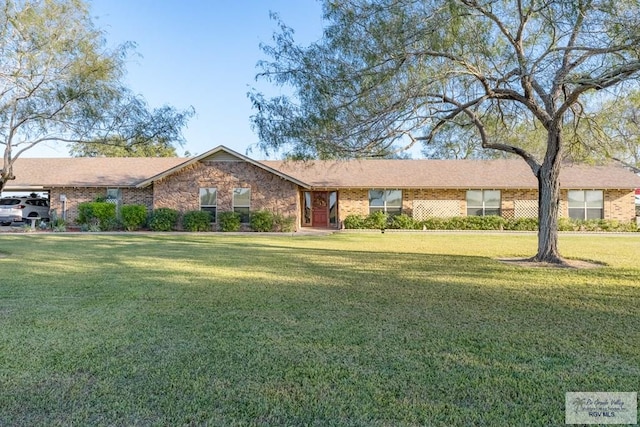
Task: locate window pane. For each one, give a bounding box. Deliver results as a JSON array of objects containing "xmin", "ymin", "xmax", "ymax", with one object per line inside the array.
[
  {"xmin": 585, "ymin": 190, "xmax": 603, "ymax": 208},
  {"xmin": 385, "ymin": 190, "xmax": 402, "ymax": 208},
  {"xmin": 484, "ymin": 190, "xmax": 501, "ymax": 208},
  {"xmin": 201, "ymin": 206, "xmax": 216, "ymax": 222},
  {"xmin": 303, "ymin": 192, "xmax": 312, "ymax": 225},
  {"xmin": 567, "ymin": 190, "xmax": 584, "ymax": 208},
  {"xmin": 234, "ymin": 206, "xmax": 250, "ymax": 223},
  {"xmin": 586, "ymin": 208, "xmax": 603, "ymax": 220},
  {"xmin": 568, "ymin": 208, "xmax": 584, "ymax": 220},
  {"xmin": 329, "ymin": 191, "xmax": 338, "ymax": 225},
  {"xmin": 466, "ymin": 190, "xmax": 483, "ymax": 207},
  {"xmin": 106, "ymin": 188, "xmax": 122, "ymax": 201},
  {"xmin": 200, "ymin": 188, "xmax": 217, "ymax": 206},
  {"xmin": 233, "ymin": 188, "xmax": 251, "ymax": 206},
  {"xmin": 368, "ymin": 190, "xmax": 384, "ymax": 207},
  {"xmin": 386, "ymin": 207, "xmax": 402, "ymax": 216},
  {"xmin": 467, "ymin": 208, "xmax": 483, "ymax": 216}
]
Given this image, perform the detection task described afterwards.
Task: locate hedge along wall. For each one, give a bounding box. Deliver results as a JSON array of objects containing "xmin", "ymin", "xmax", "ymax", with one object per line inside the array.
[{"xmin": 48, "ymin": 187, "xmax": 154, "ymax": 225}]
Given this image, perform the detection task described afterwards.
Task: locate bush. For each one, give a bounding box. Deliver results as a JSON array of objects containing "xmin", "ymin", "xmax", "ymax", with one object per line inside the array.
[
  {"xmin": 389, "ymin": 213, "xmax": 418, "ymax": 229},
  {"xmin": 250, "ymin": 210, "xmax": 274, "ymax": 232},
  {"xmin": 50, "ymin": 218, "xmax": 67, "ymax": 232},
  {"xmin": 343, "ymin": 214, "xmax": 366, "ymax": 229},
  {"xmin": 121, "ymin": 204, "xmax": 148, "ymax": 231},
  {"xmin": 77, "ymin": 202, "xmax": 117, "ymax": 231},
  {"xmin": 47, "ymin": 211, "xmax": 67, "ymax": 232},
  {"xmin": 504, "ymin": 217, "xmax": 538, "ymax": 231},
  {"xmin": 148, "ymin": 208, "xmax": 179, "ymax": 231},
  {"xmin": 560, "ymin": 218, "xmax": 639, "ymax": 232},
  {"xmin": 460, "ymin": 215, "xmax": 505, "ymax": 230},
  {"xmin": 364, "ymin": 211, "xmax": 388, "ymax": 230},
  {"xmin": 557, "ymin": 217, "xmax": 575, "ymax": 231},
  {"xmin": 344, "ymin": 213, "xmax": 636, "ymax": 232},
  {"xmin": 273, "ymin": 213, "xmax": 296, "ymax": 232},
  {"xmin": 218, "ymin": 211, "xmax": 241, "ymax": 232},
  {"xmin": 342, "ymin": 212, "xmax": 391, "ymax": 230},
  {"xmin": 182, "ymin": 210, "xmax": 212, "ymax": 232},
  {"xmin": 419, "ymin": 217, "xmax": 445, "ymax": 230}
]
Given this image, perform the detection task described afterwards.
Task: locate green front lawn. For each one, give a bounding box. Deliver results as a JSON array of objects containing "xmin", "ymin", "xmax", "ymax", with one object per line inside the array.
[{"xmin": 0, "ymin": 233, "xmax": 638, "ymax": 425}]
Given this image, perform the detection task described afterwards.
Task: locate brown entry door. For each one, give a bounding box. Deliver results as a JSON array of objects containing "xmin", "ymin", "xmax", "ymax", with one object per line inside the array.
[{"xmin": 312, "ymin": 192, "xmax": 328, "ymax": 227}]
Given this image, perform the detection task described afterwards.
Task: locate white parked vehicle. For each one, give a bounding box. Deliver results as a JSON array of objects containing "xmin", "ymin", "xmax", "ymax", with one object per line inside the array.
[{"xmin": 0, "ymin": 196, "xmax": 50, "ymax": 225}]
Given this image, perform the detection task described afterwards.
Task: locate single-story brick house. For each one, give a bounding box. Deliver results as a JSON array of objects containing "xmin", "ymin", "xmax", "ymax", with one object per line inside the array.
[{"xmin": 3, "ymin": 145, "xmax": 640, "ymax": 229}]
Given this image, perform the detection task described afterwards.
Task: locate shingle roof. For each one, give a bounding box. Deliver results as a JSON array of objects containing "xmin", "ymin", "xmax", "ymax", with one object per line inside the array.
[
  {"xmin": 3, "ymin": 157, "xmax": 186, "ymax": 188},
  {"xmin": 262, "ymin": 158, "xmax": 640, "ymax": 189},
  {"xmin": 3, "ymin": 152, "xmax": 639, "ymax": 190}
]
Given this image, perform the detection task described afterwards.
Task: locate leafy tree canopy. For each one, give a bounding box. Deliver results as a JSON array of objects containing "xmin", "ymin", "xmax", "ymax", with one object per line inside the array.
[
  {"xmin": 0, "ymin": 0, "xmax": 193, "ymax": 188},
  {"xmin": 69, "ymin": 136, "xmax": 178, "ymax": 157},
  {"xmin": 587, "ymin": 89, "xmax": 640, "ymax": 172},
  {"xmin": 251, "ymin": 0, "xmax": 640, "ymax": 163},
  {"xmin": 68, "ymin": 106, "xmax": 193, "ymax": 157},
  {"xmin": 250, "ymin": 0, "xmax": 640, "ymax": 263}
]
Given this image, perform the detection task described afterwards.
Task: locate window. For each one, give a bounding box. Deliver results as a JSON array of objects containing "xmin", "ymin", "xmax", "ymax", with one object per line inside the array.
[
  {"xmin": 466, "ymin": 190, "xmax": 501, "ymax": 216},
  {"xmin": 329, "ymin": 191, "xmax": 338, "ymax": 225},
  {"xmin": 199, "ymin": 188, "xmax": 217, "ymax": 222},
  {"xmin": 106, "ymin": 188, "xmax": 122, "ymax": 202},
  {"xmin": 303, "ymin": 191, "xmax": 312, "ymax": 225},
  {"xmin": 568, "ymin": 190, "xmax": 603, "ymax": 220},
  {"xmin": 369, "ymin": 189, "xmax": 402, "ymax": 215},
  {"xmin": 106, "ymin": 188, "xmax": 122, "ymax": 217},
  {"xmin": 233, "ymin": 188, "xmax": 251, "ymax": 223}
]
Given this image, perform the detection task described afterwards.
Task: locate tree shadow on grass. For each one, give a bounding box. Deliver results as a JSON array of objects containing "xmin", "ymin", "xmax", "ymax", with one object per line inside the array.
[{"xmin": 1, "ymin": 234, "xmax": 639, "ymax": 425}]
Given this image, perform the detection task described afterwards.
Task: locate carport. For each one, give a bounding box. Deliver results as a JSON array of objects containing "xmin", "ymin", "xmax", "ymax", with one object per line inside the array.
[{"xmin": 0, "ymin": 188, "xmax": 51, "ymax": 228}]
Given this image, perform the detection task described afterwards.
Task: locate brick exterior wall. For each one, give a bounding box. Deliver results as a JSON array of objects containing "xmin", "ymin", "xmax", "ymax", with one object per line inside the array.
[
  {"xmin": 603, "ymin": 189, "xmax": 637, "ymax": 221},
  {"xmin": 49, "ymin": 187, "xmax": 153, "ymax": 225},
  {"xmin": 336, "ymin": 189, "xmax": 369, "ymax": 218},
  {"xmin": 338, "ymin": 189, "xmax": 468, "ymax": 219},
  {"xmin": 152, "ymin": 160, "xmax": 300, "ymax": 229},
  {"xmin": 335, "ymin": 188, "xmax": 636, "ymax": 223},
  {"xmin": 45, "ymin": 168, "xmax": 637, "ymax": 227}
]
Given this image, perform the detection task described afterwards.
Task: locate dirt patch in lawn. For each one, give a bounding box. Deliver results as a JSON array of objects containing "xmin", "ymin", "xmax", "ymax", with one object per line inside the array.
[{"xmin": 498, "ymin": 258, "xmax": 605, "ymax": 269}]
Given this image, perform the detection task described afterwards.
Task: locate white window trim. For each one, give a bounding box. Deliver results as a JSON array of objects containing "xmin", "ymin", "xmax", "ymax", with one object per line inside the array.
[
  {"xmin": 199, "ymin": 187, "xmax": 217, "ymax": 222},
  {"xmin": 466, "ymin": 190, "xmax": 502, "ymax": 216},
  {"xmin": 368, "ymin": 189, "xmax": 402, "ymax": 214},
  {"xmin": 567, "ymin": 189, "xmax": 604, "ymax": 220},
  {"xmin": 233, "ymin": 188, "xmax": 251, "ymax": 222}
]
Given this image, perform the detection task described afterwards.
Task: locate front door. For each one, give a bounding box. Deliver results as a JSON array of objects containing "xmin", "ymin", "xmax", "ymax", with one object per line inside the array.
[{"xmin": 311, "ymin": 192, "xmax": 328, "ymax": 227}]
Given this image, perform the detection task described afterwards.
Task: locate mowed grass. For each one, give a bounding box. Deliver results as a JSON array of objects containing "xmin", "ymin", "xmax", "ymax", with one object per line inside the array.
[{"xmin": 0, "ymin": 232, "xmax": 638, "ymax": 426}]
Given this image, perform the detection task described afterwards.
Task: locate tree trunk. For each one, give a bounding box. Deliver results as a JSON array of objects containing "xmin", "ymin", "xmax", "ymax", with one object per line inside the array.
[
  {"xmin": 535, "ymin": 129, "xmax": 565, "ymax": 264},
  {"xmin": 0, "ymin": 171, "xmax": 11, "ymax": 194}
]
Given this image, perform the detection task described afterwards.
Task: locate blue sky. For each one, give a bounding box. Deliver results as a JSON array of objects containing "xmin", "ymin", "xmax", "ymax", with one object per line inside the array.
[{"xmin": 28, "ymin": 0, "xmax": 324, "ymax": 158}]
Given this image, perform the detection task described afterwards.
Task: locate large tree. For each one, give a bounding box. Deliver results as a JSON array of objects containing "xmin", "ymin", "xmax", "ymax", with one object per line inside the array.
[
  {"xmin": 421, "ymin": 88, "xmax": 640, "ymax": 168},
  {"xmin": 250, "ymin": 0, "xmax": 640, "ymax": 263},
  {"xmin": 0, "ymin": 0, "xmax": 192, "ymax": 188}
]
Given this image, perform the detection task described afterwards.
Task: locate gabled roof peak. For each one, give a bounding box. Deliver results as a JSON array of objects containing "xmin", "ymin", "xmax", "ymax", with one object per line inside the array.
[{"xmin": 135, "ymin": 145, "xmax": 310, "ymax": 189}]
